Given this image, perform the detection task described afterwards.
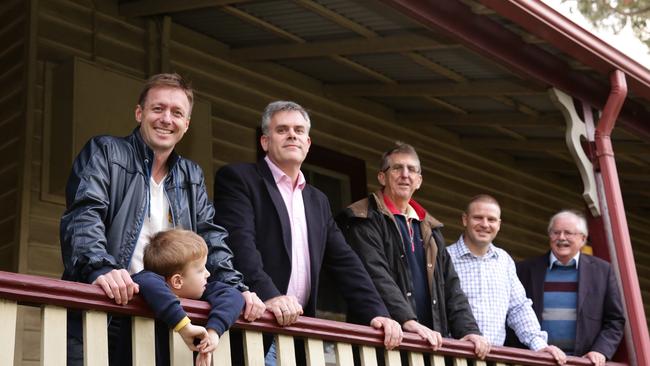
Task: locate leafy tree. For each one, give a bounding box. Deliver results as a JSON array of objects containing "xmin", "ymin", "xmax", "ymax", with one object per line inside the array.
[{"xmin": 563, "ymin": 0, "xmax": 650, "ymax": 48}]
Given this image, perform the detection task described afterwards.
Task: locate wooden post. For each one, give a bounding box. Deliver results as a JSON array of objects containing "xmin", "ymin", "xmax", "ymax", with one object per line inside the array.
[
  {"xmin": 305, "ymin": 338, "xmax": 325, "ymax": 366},
  {"xmin": 170, "ymin": 330, "xmax": 193, "ymax": 366},
  {"xmin": 0, "ymin": 299, "xmax": 17, "ymax": 365},
  {"xmin": 243, "ymin": 330, "xmax": 264, "ymax": 366},
  {"xmin": 41, "ymin": 305, "xmax": 67, "ymax": 366},
  {"xmin": 131, "ymin": 316, "xmax": 155, "ymax": 365},
  {"xmin": 83, "ymin": 310, "xmax": 109, "ymax": 366},
  {"xmin": 213, "ymin": 330, "xmax": 232, "ymax": 365},
  {"xmin": 277, "ymin": 334, "xmax": 296, "ymax": 366}
]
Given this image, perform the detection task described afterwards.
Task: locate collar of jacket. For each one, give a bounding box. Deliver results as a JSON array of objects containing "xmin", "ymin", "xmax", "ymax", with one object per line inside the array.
[
  {"xmin": 348, "ymin": 190, "xmax": 443, "ymax": 306},
  {"xmin": 348, "ymin": 190, "xmax": 443, "ymax": 230},
  {"xmin": 130, "ymin": 127, "xmax": 181, "ymax": 176}
]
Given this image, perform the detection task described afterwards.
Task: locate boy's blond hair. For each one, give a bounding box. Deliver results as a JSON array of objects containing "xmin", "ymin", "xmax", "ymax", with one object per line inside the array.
[{"xmin": 143, "ymin": 229, "xmax": 208, "ymax": 279}]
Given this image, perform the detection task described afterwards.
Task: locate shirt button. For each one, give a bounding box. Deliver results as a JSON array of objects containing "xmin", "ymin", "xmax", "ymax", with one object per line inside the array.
[
  {"xmin": 401, "ymin": 255, "xmax": 405, "ymax": 259},
  {"xmin": 427, "ymin": 263, "xmax": 433, "ymax": 268},
  {"xmin": 433, "ymin": 300, "xmax": 437, "ymax": 305},
  {"xmin": 406, "ymin": 292, "xmax": 412, "ymax": 297}
]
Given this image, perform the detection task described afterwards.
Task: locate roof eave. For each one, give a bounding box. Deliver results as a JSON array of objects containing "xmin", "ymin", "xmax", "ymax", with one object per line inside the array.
[{"xmin": 381, "ymin": 0, "xmax": 650, "ymax": 138}]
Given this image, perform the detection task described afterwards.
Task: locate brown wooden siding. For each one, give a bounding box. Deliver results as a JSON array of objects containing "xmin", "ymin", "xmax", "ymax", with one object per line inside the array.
[{"xmin": 0, "ymin": 0, "xmax": 27, "ymax": 273}]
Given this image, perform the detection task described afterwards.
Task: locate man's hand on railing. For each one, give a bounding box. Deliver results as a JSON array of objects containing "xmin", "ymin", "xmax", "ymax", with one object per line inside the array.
[
  {"xmin": 265, "ymin": 295, "xmax": 303, "ymax": 326},
  {"xmin": 92, "ymin": 269, "xmax": 139, "ymax": 305},
  {"xmin": 460, "ymin": 334, "xmax": 491, "ymax": 360},
  {"xmin": 241, "ymin": 291, "xmax": 266, "ymax": 321},
  {"xmin": 402, "ymin": 319, "xmax": 442, "ymax": 350},
  {"xmin": 539, "ymin": 344, "xmax": 567, "ymax": 365},
  {"xmin": 584, "ymin": 351, "xmax": 606, "ymax": 366},
  {"xmin": 370, "ymin": 316, "xmax": 403, "ymax": 350},
  {"xmin": 178, "ymin": 322, "xmax": 209, "ymax": 352}
]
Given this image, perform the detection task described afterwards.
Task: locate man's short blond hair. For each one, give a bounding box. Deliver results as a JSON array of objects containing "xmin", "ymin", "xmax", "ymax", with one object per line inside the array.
[{"xmin": 143, "ymin": 229, "xmax": 208, "ymax": 279}]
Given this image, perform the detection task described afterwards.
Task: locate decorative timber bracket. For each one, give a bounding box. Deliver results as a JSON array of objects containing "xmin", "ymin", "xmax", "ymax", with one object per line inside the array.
[{"xmin": 549, "ymin": 88, "xmax": 600, "ymax": 217}]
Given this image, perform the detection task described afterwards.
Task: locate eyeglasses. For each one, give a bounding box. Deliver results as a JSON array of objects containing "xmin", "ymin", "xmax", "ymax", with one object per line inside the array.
[
  {"xmin": 383, "ymin": 164, "xmax": 421, "ymax": 175},
  {"xmin": 549, "ymin": 230, "xmax": 583, "ymax": 239}
]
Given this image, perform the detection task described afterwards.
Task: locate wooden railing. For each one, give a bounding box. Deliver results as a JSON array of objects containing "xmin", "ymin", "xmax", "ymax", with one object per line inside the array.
[{"xmin": 0, "ymin": 271, "xmax": 628, "ymax": 366}]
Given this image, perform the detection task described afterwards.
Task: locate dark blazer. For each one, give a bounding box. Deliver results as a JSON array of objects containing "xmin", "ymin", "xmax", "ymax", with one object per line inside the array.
[
  {"xmin": 213, "ymin": 160, "xmax": 389, "ymax": 324},
  {"xmin": 515, "ymin": 252, "xmax": 625, "ymax": 359}
]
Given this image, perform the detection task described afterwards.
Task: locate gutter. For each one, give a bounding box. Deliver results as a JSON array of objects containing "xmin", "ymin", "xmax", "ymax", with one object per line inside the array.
[{"xmin": 595, "ymin": 70, "xmax": 650, "ymax": 366}]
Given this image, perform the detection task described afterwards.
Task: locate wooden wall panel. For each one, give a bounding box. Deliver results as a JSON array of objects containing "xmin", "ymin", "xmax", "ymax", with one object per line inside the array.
[{"xmin": 0, "ymin": 0, "xmax": 25, "ymax": 273}]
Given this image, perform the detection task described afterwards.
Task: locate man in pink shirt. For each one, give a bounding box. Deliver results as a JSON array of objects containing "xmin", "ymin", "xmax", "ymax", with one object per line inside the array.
[{"xmin": 213, "ymin": 101, "xmax": 402, "ymax": 359}]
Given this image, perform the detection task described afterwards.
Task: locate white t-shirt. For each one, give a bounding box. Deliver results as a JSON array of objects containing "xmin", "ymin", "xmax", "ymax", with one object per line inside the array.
[{"xmin": 128, "ymin": 176, "xmax": 172, "ymax": 274}]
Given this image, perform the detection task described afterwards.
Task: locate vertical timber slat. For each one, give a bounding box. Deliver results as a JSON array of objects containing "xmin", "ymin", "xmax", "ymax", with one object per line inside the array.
[
  {"xmin": 213, "ymin": 330, "xmax": 232, "ymax": 365},
  {"xmin": 243, "ymin": 330, "xmax": 265, "ymax": 366},
  {"xmin": 41, "ymin": 305, "xmax": 66, "ymax": 366},
  {"xmin": 475, "ymin": 360, "xmax": 488, "ymax": 366},
  {"xmin": 360, "ymin": 345, "xmax": 378, "ymax": 366},
  {"xmin": 171, "ymin": 331, "xmax": 193, "ymax": 366},
  {"xmin": 430, "ymin": 354, "xmax": 446, "ymax": 366},
  {"xmin": 305, "ymin": 338, "xmax": 326, "ymax": 366},
  {"xmin": 276, "ymin": 334, "xmax": 296, "ymax": 366},
  {"xmin": 132, "ymin": 316, "xmax": 156, "ymax": 365},
  {"xmin": 334, "ymin": 342, "xmax": 353, "ymax": 366},
  {"xmin": 453, "ymin": 357, "xmax": 468, "ymax": 366},
  {"xmin": 408, "ymin": 351, "xmax": 425, "ymax": 366},
  {"xmin": 0, "ymin": 299, "xmax": 17, "ymax": 365},
  {"xmin": 385, "ymin": 349, "xmax": 401, "ymax": 366},
  {"xmin": 83, "ymin": 310, "xmax": 109, "ymax": 366}
]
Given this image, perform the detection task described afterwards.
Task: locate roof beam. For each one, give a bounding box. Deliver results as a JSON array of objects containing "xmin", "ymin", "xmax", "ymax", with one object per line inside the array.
[
  {"xmin": 397, "ymin": 111, "xmax": 563, "ymax": 127},
  {"xmin": 230, "ymin": 34, "xmax": 446, "ymax": 60},
  {"xmin": 324, "ymin": 79, "xmax": 541, "ymax": 97},
  {"xmin": 460, "ymin": 137, "xmax": 650, "ymax": 155},
  {"xmin": 119, "ymin": 0, "xmax": 249, "ymax": 17}
]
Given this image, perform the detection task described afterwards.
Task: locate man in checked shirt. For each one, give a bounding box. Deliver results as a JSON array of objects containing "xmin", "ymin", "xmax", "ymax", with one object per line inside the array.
[{"xmin": 447, "ymin": 194, "xmax": 566, "ymax": 364}]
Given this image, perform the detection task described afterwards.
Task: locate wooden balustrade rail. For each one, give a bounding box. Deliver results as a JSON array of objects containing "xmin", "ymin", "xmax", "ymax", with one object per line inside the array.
[{"xmin": 0, "ymin": 270, "xmax": 627, "ymax": 366}]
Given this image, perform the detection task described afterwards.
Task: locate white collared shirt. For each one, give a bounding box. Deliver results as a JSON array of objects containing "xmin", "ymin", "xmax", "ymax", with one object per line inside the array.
[{"xmin": 549, "ymin": 251, "xmax": 581, "ymax": 269}]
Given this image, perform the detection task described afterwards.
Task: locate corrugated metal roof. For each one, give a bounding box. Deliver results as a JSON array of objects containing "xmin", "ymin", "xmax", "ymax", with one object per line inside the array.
[
  {"xmin": 276, "ymin": 58, "xmax": 378, "ymax": 83},
  {"xmin": 315, "ymin": 0, "xmax": 418, "ymax": 33},
  {"xmin": 441, "ymin": 96, "xmax": 515, "ymax": 112},
  {"xmin": 419, "ymin": 48, "xmax": 514, "ymax": 80},
  {"xmin": 345, "ymin": 53, "xmax": 448, "ymax": 82},
  {"xmin": 365, "ymin": 96, "xmax": 446, "ymax": 112},
  {"xmin": 173, "ymin": 7, "xmax": 286, "ymax": 47},
  {"xmin": 236, "ymin": 0, "xmax": 356, "ymax": 41}
]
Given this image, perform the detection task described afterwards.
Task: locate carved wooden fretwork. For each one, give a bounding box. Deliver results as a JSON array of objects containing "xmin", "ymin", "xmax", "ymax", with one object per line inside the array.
[{"xmin": 549, "ymin": 88, "xmax": 601, "ymax": 216}]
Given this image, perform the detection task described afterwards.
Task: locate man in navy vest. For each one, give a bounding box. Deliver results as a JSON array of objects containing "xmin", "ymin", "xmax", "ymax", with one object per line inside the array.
[{"xmin": 515, "ymin": 210, "xmax": 625, "ymax": 366}]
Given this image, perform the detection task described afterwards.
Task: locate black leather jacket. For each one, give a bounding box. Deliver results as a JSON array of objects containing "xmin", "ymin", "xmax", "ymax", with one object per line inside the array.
[{"xmin": 60, "ymin": 127, "xmax": 246, "ymax": 291}]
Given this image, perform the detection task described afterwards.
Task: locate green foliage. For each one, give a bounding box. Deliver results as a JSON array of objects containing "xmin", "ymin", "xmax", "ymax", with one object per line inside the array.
[{"xmin": 563, "ymin": 0, "xmax": 650, "ymax": 48}]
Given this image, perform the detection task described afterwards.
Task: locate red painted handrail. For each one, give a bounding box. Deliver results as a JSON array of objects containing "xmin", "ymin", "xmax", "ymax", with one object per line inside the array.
[{"xmin": 0, "ymin": 271, "xmax": 627, "ymax": 366}]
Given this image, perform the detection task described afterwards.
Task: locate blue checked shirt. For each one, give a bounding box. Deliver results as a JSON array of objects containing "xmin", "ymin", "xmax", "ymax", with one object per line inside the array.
[{"xmin": 447, "ymin": 236, "xmax": 548, "ymax": 350}]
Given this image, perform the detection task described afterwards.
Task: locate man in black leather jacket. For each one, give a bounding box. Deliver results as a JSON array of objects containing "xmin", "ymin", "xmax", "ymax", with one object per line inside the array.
[{"xmin": 60, "ymin": 73, "xmax": 264, "ymax": 365}]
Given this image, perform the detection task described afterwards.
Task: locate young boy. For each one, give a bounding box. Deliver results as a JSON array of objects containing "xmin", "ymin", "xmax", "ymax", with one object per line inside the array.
[{"xmin": 133, "ymin": 229, "xmax": 245, "ymax": 366}]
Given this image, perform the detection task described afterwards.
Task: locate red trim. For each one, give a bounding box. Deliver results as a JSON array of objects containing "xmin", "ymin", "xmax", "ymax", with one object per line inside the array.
[
  {"xmin": 380, "ymin": 0, "xmax": 650, "ymax": 139},
  {"xmin": 594, "ymin": 71, "xmax": 650, "ymax": 366},
  {"xmin": 0, "ymin": 271, "xmax": 628, "ymax": 365}
]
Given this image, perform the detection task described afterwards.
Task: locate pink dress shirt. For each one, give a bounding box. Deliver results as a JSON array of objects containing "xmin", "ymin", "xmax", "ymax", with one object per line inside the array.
[{"xmin": 265, "ymin": 156, "xmax": 311, "ymax": 306}]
